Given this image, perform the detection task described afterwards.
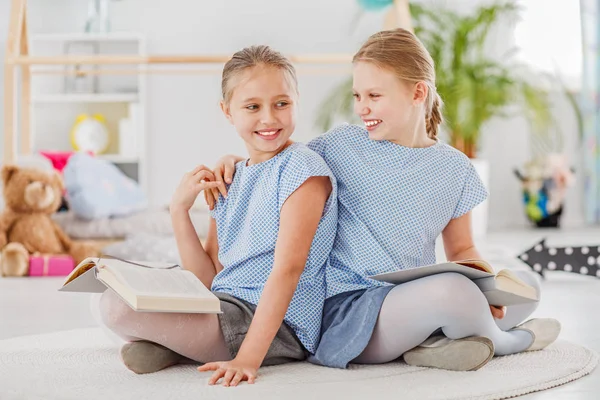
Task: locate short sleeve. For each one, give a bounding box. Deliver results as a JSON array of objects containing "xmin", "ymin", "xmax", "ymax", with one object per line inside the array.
[
  {"xmin": 278, "ymin": 150, "xmax": 336, "ymax": 212},
  {"xmin": 307, "ymin": 134, "xmax": 327, "ymax": 158},
  {"xmin": 452, "ymin": 162, "xmax": 488, "ymax": 219}
]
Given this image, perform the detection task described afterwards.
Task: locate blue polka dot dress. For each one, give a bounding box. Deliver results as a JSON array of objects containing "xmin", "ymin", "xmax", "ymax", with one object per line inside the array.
[
  {"xmin": 210, "ymin": 143, "xmax": 338, "ymax": 354},
  {"xmin": 306, "ymin": 124, "xmax": 488, "ymax": 368}
]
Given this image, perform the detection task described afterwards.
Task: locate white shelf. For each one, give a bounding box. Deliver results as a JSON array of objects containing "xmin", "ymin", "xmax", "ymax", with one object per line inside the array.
[
  {"xmin": 30, "ymin": 32, "xmax": 143, "ymax": 42},
  {"xmin": 29, "ymin": 31, "xmax": 148, "ymax": 194},
  {"xmin": 97, "ymin": 154, "xmax": 139, "ymax": 163},
  {"xmin": 32, "ymin": 93, "xmax": 139, "ymax": 103}
]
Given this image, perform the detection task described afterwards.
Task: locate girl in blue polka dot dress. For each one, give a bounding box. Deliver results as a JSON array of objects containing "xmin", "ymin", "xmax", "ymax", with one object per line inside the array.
[
  {"xmin": 209, "ymin": 29, "xmax": 561, "ymax": 372},
  {"xmin": 98, "ymin": 45, "xmax": 337, "ymax": 386}
]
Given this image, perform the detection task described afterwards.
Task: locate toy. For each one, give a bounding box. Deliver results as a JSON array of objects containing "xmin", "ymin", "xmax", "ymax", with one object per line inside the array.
[
  {"xmin": 38, "ymin": 150, "xmax": 82, "ymax": 212},
  {"xmin": 514, "ymin": 153, "xmax": 575, "ymax": 228},
  {"xmin": 518, "ymin": 238, "xmax": 600, "ymax": 279},
  {"xmin": 39, "ymin": 150, "xmax": 78, "ymax": 174},
  {"xmin": 0, "ymin": 165, "xmax": 100, "ymax": 277},
  {"xmin": 70, "ymin": 114, "xmax": 110, "ymax": 154}
]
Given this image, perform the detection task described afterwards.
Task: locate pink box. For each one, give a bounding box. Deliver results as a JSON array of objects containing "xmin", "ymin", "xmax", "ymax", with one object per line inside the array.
[{"xmin": 29, "ymin": 254, "xmax": 75, "ymax": 277}]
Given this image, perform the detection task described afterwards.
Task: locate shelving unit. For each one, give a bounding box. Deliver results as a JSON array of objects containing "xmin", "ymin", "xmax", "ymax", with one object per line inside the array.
[
  {"xmin": 27, "ymin": 33, "xmax": 147, "ymax": 191},
  {"xmin": 31, "ymin": 93, "xmax": 139, "ymax": 103},
  {"xmin": 29, "ymin": 32, "xmax": 144, "ymax": 42}
]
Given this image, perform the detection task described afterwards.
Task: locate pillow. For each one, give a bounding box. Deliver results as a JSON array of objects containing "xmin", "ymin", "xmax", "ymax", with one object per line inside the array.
[{"xmin": 63, "ymin": 153, "xmax": 147, "ymax": 219}]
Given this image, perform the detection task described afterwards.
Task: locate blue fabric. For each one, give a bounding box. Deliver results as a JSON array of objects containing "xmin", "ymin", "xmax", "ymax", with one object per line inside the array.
[
  {"xmin": 308, "ymin": 286, "xmax": 394, "ymax": 368},
  {"xmin": 307, "ymin": 124, "xmax": 488, "ymax": 299},
  {"xmin": 306, "ymin": 124, "xmax": 488, "ymax": 368},
  {"xmin": 210, "ymin": 143, "xmax": 338, "ymax": 353},
  {"xmin": 63, "ymin": 153, "xmax": 147, "ymax": 220}
]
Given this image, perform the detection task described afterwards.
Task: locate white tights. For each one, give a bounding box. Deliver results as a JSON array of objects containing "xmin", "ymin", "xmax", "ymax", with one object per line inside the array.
[
  {"xmin": 98, "ymin": 290, "xmax": 231, "ymax": 363},
  {"xmin": 96, "ymin": 270, "xmax": 540, "ymax": 365},
  {"xmin": 354, "ymin": 271, "xmax": 541, "ymax": 364}
]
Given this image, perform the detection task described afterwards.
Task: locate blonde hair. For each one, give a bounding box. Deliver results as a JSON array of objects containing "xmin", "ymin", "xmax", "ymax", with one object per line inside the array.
[
  {"xmin": 221, "ymin": 45, "xmax": 298, "ymax": 105},
  {"xmin": 353, "ymin": 28, "xmax": 443, "ymax": 139}
]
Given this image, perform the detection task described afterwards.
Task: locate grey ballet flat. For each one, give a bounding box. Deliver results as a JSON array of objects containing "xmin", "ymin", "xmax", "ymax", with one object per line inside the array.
[
  {"xmin": 512, "ymin": 318, "xmax": 561, "ymax": 351},
  {"xmin": 403, "ymin": 335, "xmax": 494, "ymax": 371}
]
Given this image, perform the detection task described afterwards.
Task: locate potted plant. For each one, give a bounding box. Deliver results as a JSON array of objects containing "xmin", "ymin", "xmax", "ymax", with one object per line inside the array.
[{"xmin": 316, "ymin": 1, "xmax": 556, "ymax": 236}]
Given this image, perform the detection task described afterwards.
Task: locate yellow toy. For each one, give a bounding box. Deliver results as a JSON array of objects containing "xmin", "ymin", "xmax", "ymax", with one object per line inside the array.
[{"xmin": 70, "ymin": 114, "xmax": 110, "ymax": 155}]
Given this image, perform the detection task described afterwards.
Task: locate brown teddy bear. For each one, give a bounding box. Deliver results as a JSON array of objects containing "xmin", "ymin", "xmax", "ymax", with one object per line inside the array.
[{"xmin": 0, "ymin": 164, "xmax": 100, "ymax": 277}]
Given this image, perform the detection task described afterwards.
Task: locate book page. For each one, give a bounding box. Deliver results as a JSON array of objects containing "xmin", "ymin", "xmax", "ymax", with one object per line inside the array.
[
  {"xmin": 496, "ymin": 269, "xmax": 532, "ymax": 288},
  {"xmin": 101, "ymin": 263, "xmax": 213, "ymax": 299},
  {"xmin": 62, "ymin": 257, "xmax": 99, "ymax": 286},
  {"xmin": 455, "ymin": 259, "xmax": 494, "ymax": 274}
]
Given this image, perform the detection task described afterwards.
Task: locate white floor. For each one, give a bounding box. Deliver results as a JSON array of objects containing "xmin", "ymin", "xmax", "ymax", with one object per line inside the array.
[{"xmin": 1, "ymin": 227, "xmax": 599, "ymax": 399}]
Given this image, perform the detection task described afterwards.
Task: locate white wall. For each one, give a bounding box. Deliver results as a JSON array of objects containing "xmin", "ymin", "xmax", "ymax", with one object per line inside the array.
[{"xmin": 0, "ymin": 0, "xmax": 586, "ymax": 230}]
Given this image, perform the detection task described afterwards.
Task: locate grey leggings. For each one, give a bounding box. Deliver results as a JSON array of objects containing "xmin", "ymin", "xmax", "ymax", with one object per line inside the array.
[{"xmin": 354, "ymin": 271, "xmax": 540, "ymax": 364}]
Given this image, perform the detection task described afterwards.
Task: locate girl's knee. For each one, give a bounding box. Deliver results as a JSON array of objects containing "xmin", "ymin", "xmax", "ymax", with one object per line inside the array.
[
  {"xmin": 99, "ymin": 290, "xmax": 135, "ymax": 329},
  {"xmin": 435, "ymin": 272, "xmax": 481, "ymax": 293},
  {"xmin": 425, "ymin": 272, "xmax": 487, "ymax": 306}
]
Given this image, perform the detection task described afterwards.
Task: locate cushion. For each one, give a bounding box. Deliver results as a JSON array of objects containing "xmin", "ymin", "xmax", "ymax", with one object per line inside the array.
[
  {"xmin": 101, "ymin": 233, "xmax": 181, "ymax": 263},
  {"xmin": 63, "ymin": 153, "xmax": 147, "ymax": 219},
  {"xmin": 52, "ymin": 208, "xmax": 210, "ymax": 240}
]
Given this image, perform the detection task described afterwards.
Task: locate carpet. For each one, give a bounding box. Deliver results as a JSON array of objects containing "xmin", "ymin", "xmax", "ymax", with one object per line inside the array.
[{"xmin": 0, "ymin": 328, "xmax": 596, "ymax": 400}]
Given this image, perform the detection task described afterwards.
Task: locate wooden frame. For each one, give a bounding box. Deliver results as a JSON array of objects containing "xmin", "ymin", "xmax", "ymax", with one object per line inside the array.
[
  {"xmin": 3, "ymin": 0, "xmax": 411, "ymax": 164},
  {"xmin": 4, "ymin": 0, "xmax": 25, "ymax": 162}
]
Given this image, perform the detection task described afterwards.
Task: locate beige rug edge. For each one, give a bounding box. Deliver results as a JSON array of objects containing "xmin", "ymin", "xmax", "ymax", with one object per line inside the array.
[{"xmin": 474, "ymin": 348, "xmax": 599, "ymax": 400}]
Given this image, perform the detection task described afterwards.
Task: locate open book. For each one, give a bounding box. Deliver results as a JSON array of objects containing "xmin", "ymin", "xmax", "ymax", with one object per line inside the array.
[
  {"xmin": 370, "ymin": 259, "xmax": 538, "ymax": 306},
  {"xmin": 59, "ymin": 257, "xmax": 221, "ymax": 313}
]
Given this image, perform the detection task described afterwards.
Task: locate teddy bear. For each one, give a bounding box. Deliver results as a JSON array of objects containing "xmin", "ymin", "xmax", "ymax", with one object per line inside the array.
[{"xmin": 0, "ymin": 164, "xmax": 100, "ymax": 277}]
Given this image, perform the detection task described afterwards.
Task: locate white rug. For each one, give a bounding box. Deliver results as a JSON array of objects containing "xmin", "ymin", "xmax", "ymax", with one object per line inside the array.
[{"xmin": 0, "ymin": 328, "xmax": 596, "ymax": 400}]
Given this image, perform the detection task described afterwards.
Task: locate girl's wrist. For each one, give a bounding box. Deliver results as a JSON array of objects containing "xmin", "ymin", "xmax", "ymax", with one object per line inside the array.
[
  {"xmin": 170, "ymin": 205, "xmax": 190, "ymax": 217},
  {"xmin": 234, "ymin": 351, "xmax": 262, "ymax": 370}
]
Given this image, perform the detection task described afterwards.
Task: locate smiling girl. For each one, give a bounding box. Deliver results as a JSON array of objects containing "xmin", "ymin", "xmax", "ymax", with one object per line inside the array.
[{"xmin": 98, "ymin": 45, "xmax": 337, "ymax": 386}]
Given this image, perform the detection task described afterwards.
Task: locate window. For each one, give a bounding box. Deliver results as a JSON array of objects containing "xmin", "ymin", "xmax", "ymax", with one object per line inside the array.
[{"xmin": 514, "ymin": 0, "xmax": 582, "ymax": 89}]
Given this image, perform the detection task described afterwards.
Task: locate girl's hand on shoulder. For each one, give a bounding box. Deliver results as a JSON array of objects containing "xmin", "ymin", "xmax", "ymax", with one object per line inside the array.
[
  {"xmin": 171, "ymin": 165, "xmax": 220, "ymax": 214},
  {"xmin": 198, "ymin": 358, "xmax": 259, "ymax": 387},
  {"xmin": 204, "ymin": 155, "xmax": 240, "ymax": 210}
]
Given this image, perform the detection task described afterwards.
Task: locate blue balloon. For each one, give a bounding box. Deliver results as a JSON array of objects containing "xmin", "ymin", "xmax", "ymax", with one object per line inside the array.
[{"xmin": 357, "ymin": 0, "xmax": 394, "ymax": 11}]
